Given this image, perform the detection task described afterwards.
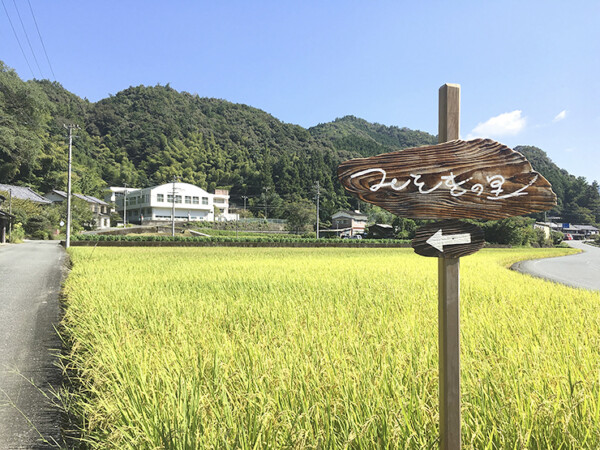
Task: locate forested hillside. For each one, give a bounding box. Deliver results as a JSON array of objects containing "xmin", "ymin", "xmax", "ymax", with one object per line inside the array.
[
  {"xmin": 516, "ymin": 146, "xmax": 600, "ymax": 224},
  {"xmin": 309, "ymin": 115, "xmax": 437, "ymax": 159},
  {"xmin": 1, "ymin": 60, "xmax": 598, "ymax": 224}
]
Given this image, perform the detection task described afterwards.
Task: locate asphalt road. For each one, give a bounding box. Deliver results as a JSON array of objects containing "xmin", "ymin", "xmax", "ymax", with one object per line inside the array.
[
  {"xmin": 0, "ymin": 241, "xmax": 67, "ymax": 449},
  {"xmin": 512, "ymin": 241, "xmax": 600, "ymax": 291}
]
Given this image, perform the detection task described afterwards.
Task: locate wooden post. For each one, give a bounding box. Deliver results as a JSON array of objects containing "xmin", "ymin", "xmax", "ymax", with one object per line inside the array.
[
  {"xmin": 438, "ymin": 83, "xmax": 461, "ymax": 450},
  {"xmin": 439, "ymin": 84, "xmax": 460, "ymax": 142}
]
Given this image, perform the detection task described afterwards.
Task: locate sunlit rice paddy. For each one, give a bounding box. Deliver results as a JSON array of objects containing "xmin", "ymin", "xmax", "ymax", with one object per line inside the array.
[{"xmin": 61, "ymin": 247, "xmax": 600, "ymax": 448}]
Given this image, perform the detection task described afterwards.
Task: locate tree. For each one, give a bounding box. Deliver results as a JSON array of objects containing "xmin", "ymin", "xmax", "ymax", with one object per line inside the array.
[
  {"xmin": 0, "ymin": 62, "xmax": 52, "ymax": 183},
  {"xmin": 483, "ymin": 217, "xmax": 537, "ymax": 246},
  {"xmin": 393, "ymin": 217, "xmax": 418, "ymax": 239},
  {"xmin": 284, "ymin": 199, "xmax": 315, "ymax": 234}
]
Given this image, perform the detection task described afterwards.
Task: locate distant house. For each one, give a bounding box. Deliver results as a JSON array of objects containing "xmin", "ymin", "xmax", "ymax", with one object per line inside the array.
[
  {"xmin": 0, "ymin": 184, "xmax": 49, "ymax": 243},
  {"xmin": 540, "ymin": 221, "xmax": 600, "ymax": 240},
  {"xmin": 0, "ymin": 184, "xmax": 52, "ymax": 205},
  {"xmin": 111, "ymin": 182, "xmax": 237, "ymax": 225},
  {"xmin": 534, "ymin": 222, "xmax": 553, "ymax": 239},
  {"xmin": 0, "ymin": 197, "xmax": 15, "ymax": 243},
  {"xmin": 44, "ymin": 190, "xmax": 111, "ymax": 229},
  {"xmin": 571, "ymin": 224, "xmax": 599, "ymax": 239},
  {"xmin": 331, "ymin": 210, "xmax": 368, "ymax": 237},
  {"xmin": 367, "ymin": 223, "xmax": 395, "ymax": 239}
]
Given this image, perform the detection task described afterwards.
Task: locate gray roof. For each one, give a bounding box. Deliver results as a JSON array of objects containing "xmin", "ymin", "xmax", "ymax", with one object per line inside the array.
[
  {"xmin": 371, "ymin": 223, "xmax": 394, "ymax": 229},
  {"xmin": 574, "ymin": 225, "xmax": 599, "ymax": 231},
  {"xmin": 333, "ymin": 210, "xmax": 368, "ymax": 219},
  {"xmin": 0, "ymin": 184, "xmax": 52, "ymax": 204},
  {"xmin": 48, "ymin": 190, "xmax": 109, "ymax": 206}
]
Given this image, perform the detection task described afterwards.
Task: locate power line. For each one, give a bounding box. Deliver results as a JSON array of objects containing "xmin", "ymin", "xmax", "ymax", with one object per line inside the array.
[
  {"xmin": 27, "ymin": 0, "xmax": 55, "ymax": 80},
  {"xmin": 12, "ymin": 0, "xmax": 43, "ymax": 78},
  {"xmin": 1, "ymin": 0, "xmax": 35, "ymax": 78}
]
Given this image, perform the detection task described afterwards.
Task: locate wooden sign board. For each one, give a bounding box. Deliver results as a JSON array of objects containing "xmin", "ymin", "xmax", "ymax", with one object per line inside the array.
[
  {"xmin": 338, "ymin": 139, "xmax": 557, "ymax": 220},
  {"xmin": 412, "ymin": 220, "xmax": 484, "ymax": 258}
]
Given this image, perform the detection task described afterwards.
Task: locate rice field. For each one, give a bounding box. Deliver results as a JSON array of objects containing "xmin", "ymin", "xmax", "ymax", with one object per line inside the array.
[{"xmin": 61, "ymin": 247, "xmax": 600, "ymax": 448}]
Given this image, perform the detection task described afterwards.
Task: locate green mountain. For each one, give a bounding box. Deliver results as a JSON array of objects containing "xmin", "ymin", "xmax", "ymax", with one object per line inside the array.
[
  {"xmin": 0, "ymin": 60, "xmax": 598, "ymax": 224},
  {"xmin": 309, "ymin": 115, "xmax": 437, "ymax": 159},
  {"xmin": 516, "ymin": 146, "xmax": 600, "ymax": 224}
]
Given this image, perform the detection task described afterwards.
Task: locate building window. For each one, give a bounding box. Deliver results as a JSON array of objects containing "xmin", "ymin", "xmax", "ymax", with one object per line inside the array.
[
  {"xmin": 167, "ymin": 194, "xmax": 173, "ymax": 203},
  {"xmin": 157, "ymin": 194, "xmax": 164, "ymax": 202},
  {"xmin": 192, "ymin": 196, "xmax": 199, "ymax": 204},
  {"xmin": 185, "ymin": 196, "xmax": 191, "ymax": 204},
  {"xmin": 175, "ymin": 195, "xmax": 182, "ymax": 204},
  {"xmin": 202, "ymin": 197, "xmax": 209, "ymax": 205}
]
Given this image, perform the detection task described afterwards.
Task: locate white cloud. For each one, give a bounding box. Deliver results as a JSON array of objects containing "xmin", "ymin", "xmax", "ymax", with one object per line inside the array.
[
  {"xmin": 564, "ymin": 147, "xmax": 575, "ymax": 153},
  {"xmin": 467, "ymin": 110, "xmax": 526, "ymax": 139},
  {"xmin": 553, "ymin": 110, "xmax": 567, "ymax": 122}
]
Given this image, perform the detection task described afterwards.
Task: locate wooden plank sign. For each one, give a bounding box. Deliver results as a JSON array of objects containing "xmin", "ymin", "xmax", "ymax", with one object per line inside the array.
[
  {"xmin": 337, "ymin": 138, "xmax": 557, "ymax": 220},
  {"xmin": 412, "ymin": 220, "xmax": 484, "ymax": 258}
]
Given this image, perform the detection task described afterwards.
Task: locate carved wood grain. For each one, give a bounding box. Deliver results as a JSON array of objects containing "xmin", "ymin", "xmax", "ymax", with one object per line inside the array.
[{"xmin": 337, "ymin": 138, "xmax": 557, "ymax": 220}]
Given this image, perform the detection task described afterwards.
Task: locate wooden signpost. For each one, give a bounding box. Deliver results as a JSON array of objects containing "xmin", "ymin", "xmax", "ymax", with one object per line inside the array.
[{"xmin": 337, "ymin": 84, "xmax": 556, "ymax": 449}]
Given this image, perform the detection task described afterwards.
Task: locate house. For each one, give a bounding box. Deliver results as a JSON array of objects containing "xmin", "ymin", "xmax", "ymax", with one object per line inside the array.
[
  {"xmin": 572, "ymin": 224, "xmax": 599, "ymax": 239},
  {"xmin": 0, "ymin": 183, "xmax": 52, "ymax": 205},
  {"xmin": 0, "ymin": 196, "xmax": 15, "ymax": 243},
  {"xmin": 331, "ymin": 210, "xmax": 368, "ymax": 237},
  {"xmin": 534, "ymin": 222, "xmax": 553, "ymax": 239},
  {"xmin": 544, "ymin": 222, "xmax": 600, "ymax": 240},
  {"xmin": 367, "ymin": 223, "xmax": 395, "ymax": 239},
  {"xmin": 0, "ymin": 184, "xmax": 50, "ymax": 242},
  {"xmin": 44, "ymin": 190, "xmax": 111, "ymax": 229},
  {"xmin": 112, "ymin": 182, "xmax": 237, "ymax": 225}
]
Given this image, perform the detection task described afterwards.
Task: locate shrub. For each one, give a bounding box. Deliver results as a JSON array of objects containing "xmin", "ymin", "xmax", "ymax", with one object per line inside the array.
[
  {"xmin": 551, "ymin": 231, "xmax": 564, "ymax": 246},
  {"xmin": 9, "ymin": 223, "xmax": 25, "ymax": 243},
  {"xmin": 25, "ymin": 214, "xmax": 50, "ymax": 236},
  {"xmin": 31, "ymin": 230, "xmax": 49, "ymax": 240}
]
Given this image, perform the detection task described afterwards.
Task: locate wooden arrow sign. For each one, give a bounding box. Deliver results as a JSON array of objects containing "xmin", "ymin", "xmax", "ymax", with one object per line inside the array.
[
  {"xmin": 337, "ymin": 139, "xmax": 556, "ymax": 220},
  {"xmin": 412, "ymin": 220, "xmax": 485, "ymax": 258}
]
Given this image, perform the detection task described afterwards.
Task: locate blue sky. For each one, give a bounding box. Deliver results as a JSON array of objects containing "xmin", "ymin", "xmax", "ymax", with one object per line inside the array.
[{"xmin": 1, "ymin": 0, "xmax": 599, "ymax": 184}]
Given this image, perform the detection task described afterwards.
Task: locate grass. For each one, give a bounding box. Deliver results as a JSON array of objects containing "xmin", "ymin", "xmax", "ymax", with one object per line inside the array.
[{"xmin": 60, "ymin": 247, "xmax": 600, "ymax": 448}]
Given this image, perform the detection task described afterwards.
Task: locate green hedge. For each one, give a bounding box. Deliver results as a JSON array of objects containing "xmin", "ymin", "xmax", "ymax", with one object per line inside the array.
[{"xmin": 72, "ymin": 234, "xmax": 408, "ymax": 245}]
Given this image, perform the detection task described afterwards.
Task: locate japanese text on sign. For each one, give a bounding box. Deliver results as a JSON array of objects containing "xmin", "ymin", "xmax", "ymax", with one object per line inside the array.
[{"xmin": 350, "ymin": 168, "xmax": 539, "ymax": 201}]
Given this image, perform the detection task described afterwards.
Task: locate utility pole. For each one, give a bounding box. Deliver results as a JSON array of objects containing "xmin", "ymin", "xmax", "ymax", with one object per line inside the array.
[
  {"xmin": 171, "ymin": 176, "xmax": 178, "ymax": 237},
  {"xmin": 242, "ymin": 195, "xmax": 248, "ymax": 215},
  {"xmin": 64, "ymin": 124, "xmax": 79, "ymax": 249},
  {"xmin": 263, "ymin": 187, "xmax": 270, "ymax": 220},
  {"xmin": 8, "ymin": 188, "xmax": 12, "ymax": 240},
  {"xmin": 314, "ymin": 181, "xmax": 320, "ymax": 239},
  {"xmin": 123, "ymin": 183, "xmax": 128, "ymax": 227}
]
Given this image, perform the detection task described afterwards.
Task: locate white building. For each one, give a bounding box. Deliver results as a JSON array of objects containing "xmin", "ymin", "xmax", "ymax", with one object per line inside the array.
[
  {"xmin": 113, "ymin": 182, "xmax": 237, "ymax": 224},
  {"xmin": 104, "ymin": 186, "xmax": 138, "ymax": 212}
]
